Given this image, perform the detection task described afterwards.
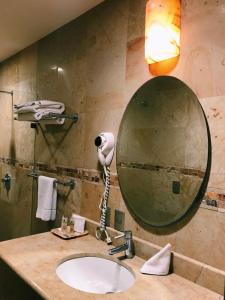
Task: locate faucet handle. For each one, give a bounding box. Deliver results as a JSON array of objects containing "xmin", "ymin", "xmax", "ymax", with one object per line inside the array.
[{"xmin": 114, "ymin": 230, "xmax": 132, "ymax": 240}]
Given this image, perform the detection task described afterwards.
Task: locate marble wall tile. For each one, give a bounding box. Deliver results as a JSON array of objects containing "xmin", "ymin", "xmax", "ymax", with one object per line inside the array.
[
  {"xmin": 56, "ymin": 178, "xmax": 82, "ymax": 218},
  {"xmin": 36, "ymin": 20, "xmax": 87, "ymax": 115},
  {"xmin": 127, "ymin": 0, "xmax": 145, "ymax": 43},
  {"xmin": 14, "ymin": 46, "xmax": 37, "ymax": 162},
  {"xmin": 0, "ymin": 46, "xmax": 37, "ymax": 163},
  {"xmin": 0, "ymin": 55, "xmax": 19, "ymax": 91},
  {"xmin": 200, "ymin": 95, "xmax": 225, "ymax": 191},
  {"xmin": 0, "ymin": 92, "xmax": 14, "ymax": 159},
  {"xmin": 175, "ymin": 208, "xmax": 225, "ymax": 270},
  {"xmin": 34, "ymin": 16, "xmax": 88, "ymax": 168},
  {"xmin": 196, "ymin": 266, "xmax": 225, "ymax": 296},
  {"xmin": 108, "ymin": 185, "xmax": 125, "ymax": 227},
  {"xmin": 12, "ymin": 117, "xmax": 35, "ymax": 163},
  {"xmin": 17, "ymin": 45, "xmax": 37, "ymax": 95},
  {"xmin": 34, "ymin": 113, "xmax": 85, "ymax": 168},
  {"xmin": 173, "ymin": 0, "xmax": 225, "ymax": 98},
  {"xmin": 125, "ymin": 37, "xmax": 150, "ymax": 102},
  {"xmin": 80, "ymin": 181, "xmax": 103, "ymax": 222},
  {"xmin": 172, "ymin": 254, "xmax": 202, "ymax": 283},
  {"xmin": 85, "ymin": 0, "xmax": 129, "ymax": 113},
  {"xmin": 0, "ymin": 164, "xmax": 32, "ymax": 240}
]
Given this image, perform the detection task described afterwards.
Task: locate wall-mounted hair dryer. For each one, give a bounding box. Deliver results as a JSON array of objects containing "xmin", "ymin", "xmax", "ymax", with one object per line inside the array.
[
  {"xmin": 95, "ymin": 132, "xmax": 115, "ymax": 244},
  {"xmin": 94, "ymin": 132, "xmax": 114, "ymax": 167}
]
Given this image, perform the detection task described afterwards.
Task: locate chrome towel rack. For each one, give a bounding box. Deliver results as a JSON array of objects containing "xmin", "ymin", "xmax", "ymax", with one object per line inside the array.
[
  {"xmin": 47, "ymin": 113, "xmax": 78, "ymax": 122},
  {"xmin": 27, "ymin": 172, "xmax": 75, "ymax": 189}
]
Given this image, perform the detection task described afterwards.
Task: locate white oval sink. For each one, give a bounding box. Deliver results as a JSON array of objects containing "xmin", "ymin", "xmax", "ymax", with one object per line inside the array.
[{"xmin": 56, "ymin": 253, "xmax": 135, "ymax": 294}]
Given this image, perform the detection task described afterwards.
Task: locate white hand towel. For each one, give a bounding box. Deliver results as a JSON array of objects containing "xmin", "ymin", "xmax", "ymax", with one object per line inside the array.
[
  {"xmin": 36, "ymin": 176, "xmax": 57, "ymax": 221},
  {"xmin": 140, "ymin": 243, "xmax": 172, "ymax": 275}
]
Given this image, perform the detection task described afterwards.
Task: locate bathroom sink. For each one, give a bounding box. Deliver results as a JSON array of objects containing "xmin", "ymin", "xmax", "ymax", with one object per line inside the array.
[{"xmin": 56, "ymin": 253, "xmax": 135, "ymax": 294}]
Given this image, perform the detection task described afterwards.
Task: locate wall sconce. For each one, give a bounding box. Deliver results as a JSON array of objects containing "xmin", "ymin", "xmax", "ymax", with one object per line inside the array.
[{"xmin": 145, "ymin": 0, "xmax": 181, "ymax": 74}]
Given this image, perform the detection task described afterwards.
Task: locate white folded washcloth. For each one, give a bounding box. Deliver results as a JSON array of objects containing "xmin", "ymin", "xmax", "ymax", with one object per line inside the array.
[
  {"xmin": 36, "ymin": 176, "xmax": 57, "ymax": 221},
  {"xmin": 140, "ymin": 243, "xmax": 172, "ymax": 275}
]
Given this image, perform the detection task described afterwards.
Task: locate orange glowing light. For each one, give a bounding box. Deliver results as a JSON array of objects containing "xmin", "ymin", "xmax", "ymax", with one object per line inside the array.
[{"xmin": 145, "ymin": 0, "xmax": 181, "ymax": 64}]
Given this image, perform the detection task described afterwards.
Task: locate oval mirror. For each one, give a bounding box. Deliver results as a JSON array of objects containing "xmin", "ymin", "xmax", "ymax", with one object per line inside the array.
[{"xmin": 117, "ymin": 76, "xmax": 209, "ymax": 227}]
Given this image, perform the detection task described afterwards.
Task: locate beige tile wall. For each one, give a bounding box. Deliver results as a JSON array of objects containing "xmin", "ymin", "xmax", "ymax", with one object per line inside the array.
[{"xmin": 0, "ymin": 0, "xmax": 224, "ymax": 276}]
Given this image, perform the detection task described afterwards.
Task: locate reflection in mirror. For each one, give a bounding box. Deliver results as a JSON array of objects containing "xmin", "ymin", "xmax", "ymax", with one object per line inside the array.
[{"xmin": 117, "ymin": 76, "xmax": 209, "ymax": 227}]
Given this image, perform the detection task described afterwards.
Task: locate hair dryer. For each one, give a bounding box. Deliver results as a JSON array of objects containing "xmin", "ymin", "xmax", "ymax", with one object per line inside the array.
[
  {"xmin": 95, "ymin": 132, "xmax": 115, "ymax": 244},
  {"xmin": 95, "ymin": 132, "xmax": 114, "ymax": 167}
]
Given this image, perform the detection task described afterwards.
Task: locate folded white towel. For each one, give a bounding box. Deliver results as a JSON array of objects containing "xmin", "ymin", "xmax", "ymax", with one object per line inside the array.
[
  {"xmin": 15, "ymin": 104, "xmax": 63, "ymax": 114},
  {"xmin": 36, "ymin": 176, "xmax": 57, "ymax": 221},
  {"xmin": 15, "ymin": 106, "xmax": 64, "ymax": 116},
  {"xmin": 14, "ymin": 100, "xmax": 64, "ymax": 110},
  {"xmin": 15, "ymin": 114, "xmax": 65, "ymax": 124},
  {"xmin": 140, "ymin": 243, "xmax": 172, "ymax": 275},
  {"xmin": 15, "ymin": 108, "xmax": 65, "ymax": 121},
  {"xmin": 15, "ymin": 112, "xmax": 42, "ymax": 121},
  {"xmin": 14, "ymin": 101, "xmax": 36, "ymax": 109}
]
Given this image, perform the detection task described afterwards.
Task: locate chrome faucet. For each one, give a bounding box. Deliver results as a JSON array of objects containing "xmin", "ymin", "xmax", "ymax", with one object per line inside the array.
[{"xmin": 108, "ymin": 230, "xmax": 135, "ymax": 259}]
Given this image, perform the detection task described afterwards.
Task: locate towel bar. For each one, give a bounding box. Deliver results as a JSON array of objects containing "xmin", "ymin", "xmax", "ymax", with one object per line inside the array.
[
  {"xmin": 27, "ymin": 172, "xmax": 75, "ymax": 189},
  {"xmin": 48, "ymin": 113, "xmax": 78, "ymax": 122}
]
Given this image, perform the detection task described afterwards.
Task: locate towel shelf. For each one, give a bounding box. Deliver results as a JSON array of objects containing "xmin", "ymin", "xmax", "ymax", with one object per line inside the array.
[
  {"xmin": 15, "ymin": 113, "xmax": 78, "ymax": 123},
  {"xmin": 47, "ymin": 113, "xmax": 78, "ymax": 122},
  {"xmin": 27, "ymin": 172, "xmax": 75, "ymax": 189}
]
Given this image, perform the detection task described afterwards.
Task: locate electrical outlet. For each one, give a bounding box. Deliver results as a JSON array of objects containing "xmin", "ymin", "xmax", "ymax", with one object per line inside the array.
[
  {"xmin": 172, "ymin": 181, "xmax": 180, "ymax": 194},
  {"xmin": 114, "ymin": 209, "xmax": 125, "ymax": 231},
  {"xmin": 30, "ymin": 122, "xmax": 38, "ymax": 129}
]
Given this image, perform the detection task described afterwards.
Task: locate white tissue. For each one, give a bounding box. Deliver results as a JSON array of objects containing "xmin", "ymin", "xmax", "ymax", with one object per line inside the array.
[{"xmin": 140, "ymin": 243, "xmax": 172, "ymax": 275}]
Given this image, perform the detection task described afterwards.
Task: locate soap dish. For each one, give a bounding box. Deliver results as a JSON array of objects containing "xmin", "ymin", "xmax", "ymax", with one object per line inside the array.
[{"xmin": 51, "ymin": 227, "xmax": 88, "ymax": 240}]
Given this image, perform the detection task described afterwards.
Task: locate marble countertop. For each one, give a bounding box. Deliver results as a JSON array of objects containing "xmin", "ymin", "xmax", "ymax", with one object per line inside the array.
[{"xmin": 0, "ymin": 232, "xmax": 222, "ymax": 300}]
